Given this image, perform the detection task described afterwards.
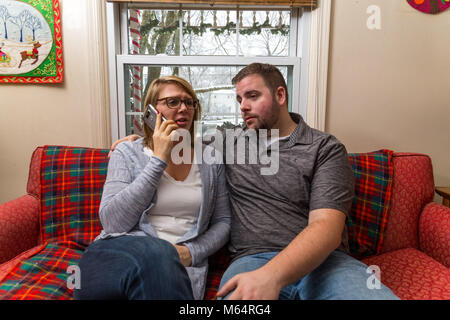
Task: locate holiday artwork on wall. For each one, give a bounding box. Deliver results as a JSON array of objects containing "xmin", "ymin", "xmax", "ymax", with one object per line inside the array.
[
  {"xmin": 0, "ymin": 0, "xmax": 63, "ymax": 84},
  {"xmin": 407, "ymin": 0, "xmax": 450, "ymax": 14}
]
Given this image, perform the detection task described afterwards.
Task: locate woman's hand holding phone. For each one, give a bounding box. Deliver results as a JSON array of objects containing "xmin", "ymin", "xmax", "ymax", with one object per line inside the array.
[{"xmin": 152, "ymin": 112, "xmax": 179, "ymax": 163}]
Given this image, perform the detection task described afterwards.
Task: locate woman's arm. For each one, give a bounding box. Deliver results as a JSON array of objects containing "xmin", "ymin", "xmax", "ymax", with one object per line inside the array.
[
  {"xmin": 182, "ymin": 163, "xmax": 231, "ymax": 267},
  {"xmin": 99, "ymin": 144, "xmax": 167, "ymax": 234}
]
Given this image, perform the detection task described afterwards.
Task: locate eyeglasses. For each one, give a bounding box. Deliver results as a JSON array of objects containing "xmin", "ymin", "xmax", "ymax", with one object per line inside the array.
[{"xmin": 156, "ymin": 97, "xmax": 199, "ymax": 110}]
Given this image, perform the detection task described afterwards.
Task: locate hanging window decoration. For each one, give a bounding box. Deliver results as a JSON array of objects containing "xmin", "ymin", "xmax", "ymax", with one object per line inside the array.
[
  {"xmin": 407, "ymin": 0, "xmax": 450, "ymax": 14},
  {"xmin": 0, "ymin": 0, "xmax": 63, "ymax": 84}
]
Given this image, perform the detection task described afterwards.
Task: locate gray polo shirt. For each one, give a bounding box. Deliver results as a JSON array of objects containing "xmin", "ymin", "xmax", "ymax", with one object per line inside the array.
[{"xmin": 225, "ymin": 113, "xmax": 354, "ymax": 262}]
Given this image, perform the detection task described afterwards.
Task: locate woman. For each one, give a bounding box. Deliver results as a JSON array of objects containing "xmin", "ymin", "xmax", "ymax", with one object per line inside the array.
[{"xmin": 74, "ymin": 76, "xmax": 231, "ymax": 300}]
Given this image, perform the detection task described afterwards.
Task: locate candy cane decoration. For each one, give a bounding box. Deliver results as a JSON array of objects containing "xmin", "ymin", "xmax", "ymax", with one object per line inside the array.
[{"xmin": 129, "ymin": 9, "xmax": 143, "ymax": 134}]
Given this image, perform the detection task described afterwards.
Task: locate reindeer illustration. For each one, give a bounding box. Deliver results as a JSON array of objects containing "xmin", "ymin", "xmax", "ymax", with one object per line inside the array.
[{"xmin": 18, "ymin": 41, "xmax": 41, "ymax": 68}]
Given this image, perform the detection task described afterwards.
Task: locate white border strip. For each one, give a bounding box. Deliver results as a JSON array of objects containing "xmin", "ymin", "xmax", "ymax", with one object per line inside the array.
[{"xmin": 116, "ymin": 55, "xmax": 300, "ymax": 66}]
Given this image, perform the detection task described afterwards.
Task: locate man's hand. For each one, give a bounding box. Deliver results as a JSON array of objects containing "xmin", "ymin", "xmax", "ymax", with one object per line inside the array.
[
  {"xmin": 108, "ymin": 134, "xmax": 141, "ymax": 158},
  {"xmin": 216, "ymin": 268, "xmax": 282, "ymax": 300},
  {"xmin": 174, "ymin": 244, "xmax": 192, "ymax": 267},
  {"xmin": 217, "ymin": 209, "xmax": 346, "ymax": 300}
]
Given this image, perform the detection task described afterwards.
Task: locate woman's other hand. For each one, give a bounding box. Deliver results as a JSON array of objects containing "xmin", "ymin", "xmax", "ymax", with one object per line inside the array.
[{"xmin": 174, "ymin": 244, "xmax": 192, "ymax": 267}]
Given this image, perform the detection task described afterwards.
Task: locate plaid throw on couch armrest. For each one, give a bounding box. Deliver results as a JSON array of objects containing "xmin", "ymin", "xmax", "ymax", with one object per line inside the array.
[
  {"xmin": 347, "ymin": 149, "xmax": 394, "ymax": 258},
  {"xmin": 39, "ymin": 146, "xmax": 109, "ymax": 247}
]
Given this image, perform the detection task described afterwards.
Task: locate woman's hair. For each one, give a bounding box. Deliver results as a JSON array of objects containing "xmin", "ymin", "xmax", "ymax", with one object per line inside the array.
[{"xmin": 142, "ymin": 75, "xmax": 201, "ymax": 149}]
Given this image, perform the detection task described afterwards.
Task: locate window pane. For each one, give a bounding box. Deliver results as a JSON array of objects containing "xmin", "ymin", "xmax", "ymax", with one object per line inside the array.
[
  {"xmin": 127, "ymin": 8, "xmax": 291, "ymax": 57},
  {"xmin": 182, "ymin": 10, "xmax": 238, "ymax": 56},
  {"xmin": 128, "ymin": 9, "xmax": 181, "ymax": 55},
  {"xmin": 239, "ymin": 10, "xmax": 290, "ymax": 57},
  {"xmin": 124, "ymin": 64, "xmax": 290, "ymax": 137}
]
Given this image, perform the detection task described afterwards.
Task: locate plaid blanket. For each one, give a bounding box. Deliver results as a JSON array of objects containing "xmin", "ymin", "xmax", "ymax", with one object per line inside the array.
[
  {"xmin": 347, "ymin": 149, "xmax": 394, "ymax": 258},
  {"xmin": 0, "ymin": 241, "xmax": 83, "ymax": 300}
]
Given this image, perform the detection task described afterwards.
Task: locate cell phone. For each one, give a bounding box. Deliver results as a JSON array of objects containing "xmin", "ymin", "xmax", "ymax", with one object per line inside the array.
[{"xmin": 143, "ymin": 104, "xmax": 166, "ymax": 130}]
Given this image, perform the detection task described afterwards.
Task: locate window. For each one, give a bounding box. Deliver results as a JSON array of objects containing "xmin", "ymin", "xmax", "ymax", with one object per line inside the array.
[{"xmin": 107, "ymin": 2, "xmax": 311, "ymax": 140}]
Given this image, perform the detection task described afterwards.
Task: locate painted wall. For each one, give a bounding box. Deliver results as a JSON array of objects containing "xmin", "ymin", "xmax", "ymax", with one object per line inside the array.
[
  {"xmin": 0, "ymin": 0, "xmax": 109, "ymax": 203},
  {"xmin": 326, "ymin": 0, "xmax": 450, "ymax": 202},
  {"xmin": 1, "ymin": 0, "xmax": 449, "ymax": 205}
]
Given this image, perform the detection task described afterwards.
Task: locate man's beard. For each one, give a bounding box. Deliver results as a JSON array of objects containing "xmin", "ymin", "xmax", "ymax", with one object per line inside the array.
[{"xmin": 250, "ymin": 98, "xmax": 280, "ymax": 137}]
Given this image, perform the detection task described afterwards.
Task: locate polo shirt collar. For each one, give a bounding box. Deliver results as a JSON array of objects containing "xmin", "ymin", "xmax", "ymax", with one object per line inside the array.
[{"xmin": 288, "ymin": 113, "xmax": 313, "ymax": 146}]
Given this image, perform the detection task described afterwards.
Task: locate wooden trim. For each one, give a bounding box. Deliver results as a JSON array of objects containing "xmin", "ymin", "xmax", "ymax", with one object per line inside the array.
[
  {"xmin": 436, "ymin": 187, "xmax": 450, "ymax": 207},
  {"xmin": 106, "ymin": 0, "xmax": 317, "ymax": 8}
]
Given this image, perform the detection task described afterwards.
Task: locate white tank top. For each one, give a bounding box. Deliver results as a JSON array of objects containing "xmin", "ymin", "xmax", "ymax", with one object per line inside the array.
[{"xmin": 143, "ymin": 147, "xmax": 202, "ymax": 244}]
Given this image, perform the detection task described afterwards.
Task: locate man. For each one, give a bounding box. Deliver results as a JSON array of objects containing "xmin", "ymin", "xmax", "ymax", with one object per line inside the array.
[{"xmin": 112, "ymin": 63, "xmax": 398, "ymax": 300}]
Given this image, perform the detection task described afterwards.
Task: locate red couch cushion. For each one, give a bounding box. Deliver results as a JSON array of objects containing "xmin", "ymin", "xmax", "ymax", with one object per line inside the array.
[
  {"xmin": 0, "ymin": 195, "xmax": 40, "ymax": 263},
  {"xmin": 362, "ymin": 248, "xmax": 450, "ymax": 300},
  {"xmin": 419, "ymin": 202, "xmax": 450, "ymax": 268},
  {"xmin": 381, "ymin": 153, "xmax": 434, "ymax": 253}
]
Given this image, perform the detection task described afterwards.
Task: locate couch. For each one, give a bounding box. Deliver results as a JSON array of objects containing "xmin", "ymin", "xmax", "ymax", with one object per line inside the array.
[{"xmin": 0, "ymin": 146, "xmax": 449, "ymax": 300}]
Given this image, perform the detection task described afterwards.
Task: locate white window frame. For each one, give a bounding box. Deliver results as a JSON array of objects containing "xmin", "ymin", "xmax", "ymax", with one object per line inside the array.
[{"xmin": 106, "ymin": 1, "xmax": 331, "ymax": 141}]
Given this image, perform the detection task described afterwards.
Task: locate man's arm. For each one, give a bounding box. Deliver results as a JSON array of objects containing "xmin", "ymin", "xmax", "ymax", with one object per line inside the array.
[
  {"xmin": 216, "ymin": 208, "xmax": 346, "ymax": 300},
  {"xmin": 109, "ymin": 134, "xmax": 141, "ymax": 157}
]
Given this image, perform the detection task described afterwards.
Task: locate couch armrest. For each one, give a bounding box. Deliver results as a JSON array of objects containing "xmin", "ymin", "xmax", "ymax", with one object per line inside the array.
[
  {"xmin": 419, "ymin": 202, "xmax": 450, "ymax": 268},
  {"xmin": 0, "ymin": 195, "xmax": 40, "ymax": 264}
]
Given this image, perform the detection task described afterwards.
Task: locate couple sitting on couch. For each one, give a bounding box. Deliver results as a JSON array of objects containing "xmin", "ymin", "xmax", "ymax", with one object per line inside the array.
[{"xmin": 74, "ymin": 63, "xmax": 398, "ymax": 300}]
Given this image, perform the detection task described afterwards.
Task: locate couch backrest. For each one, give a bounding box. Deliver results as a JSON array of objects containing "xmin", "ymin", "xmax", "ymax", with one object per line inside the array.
[
  {"xmin": 27, "ymin": 147, "xmax": 43, "ymax": 199},
  {"xmin": 381, "ymin": 153, "xmax": 435, "ymax": 253},
  {"xmin": 28, "ymin": 147, "xmax": 435, "ymax": 256}
]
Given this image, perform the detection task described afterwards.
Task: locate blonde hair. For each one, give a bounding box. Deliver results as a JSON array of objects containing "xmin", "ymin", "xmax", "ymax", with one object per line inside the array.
[{"xmin": 142, "ymin": 76, "xmax": 201, "ymax": 149}]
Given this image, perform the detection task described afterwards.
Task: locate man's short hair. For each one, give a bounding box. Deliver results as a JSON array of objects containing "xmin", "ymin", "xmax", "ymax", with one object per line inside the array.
[{"xmin": 232, "ymin": 63, "xmax": 289, "ymax": 105}]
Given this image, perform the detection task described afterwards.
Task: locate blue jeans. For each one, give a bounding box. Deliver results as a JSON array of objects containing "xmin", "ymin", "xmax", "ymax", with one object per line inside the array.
[
  {"xmin": 219, "ymin": 250, "xmax": 399, "ymax": 300},
  {"xmin": 73, "ymin": 236, "xmax": 194, "ymax": 300}
]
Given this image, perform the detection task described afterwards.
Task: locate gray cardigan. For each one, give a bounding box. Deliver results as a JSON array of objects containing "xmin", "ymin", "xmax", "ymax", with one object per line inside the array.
[{"xmin": 95, "ymin": 138, "xmax": 231, "ymax": 300}]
